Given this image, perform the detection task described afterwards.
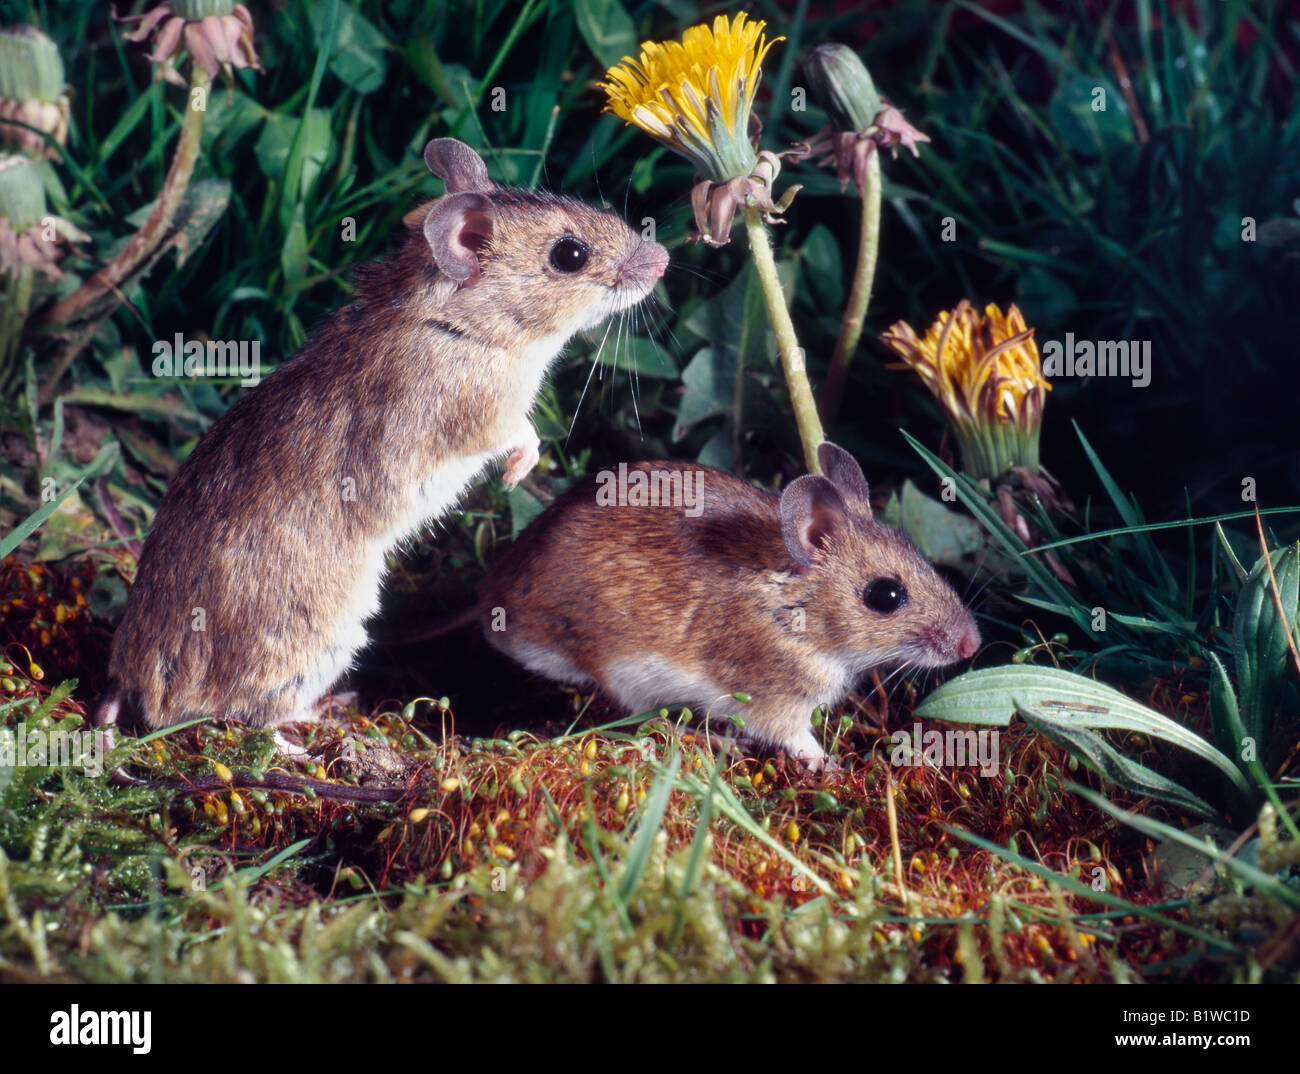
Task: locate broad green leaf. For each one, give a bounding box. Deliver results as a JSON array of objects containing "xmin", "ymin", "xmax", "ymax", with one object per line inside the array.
[
  {"xmin": 310, "ymin": 2, "xmax": 388, "ymax": 94},
  {"xmin": 1047, "ymin": 76, "xmax": 1133, "ymax": 157},
  {"xmin": 673, "ymin": 346, "xmax": 729, "ymax": 437},
  {"xmin": 916, "ymin": 664, "xmax": 1251, "ymax": 798},
  {"xmin": 574, "ymin": 0, "xmax": 637, "ymax": 69},
  {"xmin": 675, "ymin": 262, "xmax": 793, "ymax": 448},
  {"xmin": 255, "ymin": 108, "xmax": 333, "ymax": 194},
  {"xmin": 507, "ymin": 483, "xmax": 546, "ymax": 539},
  {"xmin": 1017, "ymin": 704, "xmax": 1217, "ymax": 819},
  {"xmin": 897, "ymin": 479, "xmax": 983, "ymax": 567},
  {"xmin": 601, "ymin": 336, "xmax": 678, "ymax": 379}
]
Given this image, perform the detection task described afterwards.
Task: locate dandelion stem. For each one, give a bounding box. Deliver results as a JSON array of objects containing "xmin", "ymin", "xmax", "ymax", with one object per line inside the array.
[
  {"xmin": 1, "ymin": 262, "xmax": 33, "ymax": 391},
  {"xmin": 38, "ymin": 65, "xmax": 211, "ymax": 404},
  {"xmin": 742, "ymin": 205, "xmax": 824, "ymax": 474},
  {"xmin": 819, "ymin": 149, "xmax": 880, "ymax": 426}
]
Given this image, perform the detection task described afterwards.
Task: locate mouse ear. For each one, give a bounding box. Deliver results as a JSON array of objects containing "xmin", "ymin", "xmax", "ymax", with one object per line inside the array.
[
  {"xmin": 780, "ymin": 475, "xmax": 849, "ymax": 569},
  {"xmin": 817, "ymin": 442, "xmax": 872, "ymax": 519},
  {"xmin": 423, "ymin": 139, "xmax": 494, "ymax": 194},
  {"xmin": 423, "ymin": 191, "xmax": 495, "ymax": 283}
]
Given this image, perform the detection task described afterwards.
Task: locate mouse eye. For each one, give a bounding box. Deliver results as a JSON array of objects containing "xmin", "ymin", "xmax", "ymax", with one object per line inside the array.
[
  {"xmin": 864, "ymin": 578, "xmax": 907, "ymax": 615},
  {"xmin": 549, "ymin": 237, "xmax": 590, "ymax": 273}
]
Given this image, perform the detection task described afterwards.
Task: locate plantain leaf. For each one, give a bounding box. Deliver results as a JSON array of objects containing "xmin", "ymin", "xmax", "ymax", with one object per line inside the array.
[
  {"xmin": 1207, "ymin": 651, "xmax": 1248, "ymax": 774},
  {"xmin": 1232, "ymin": 542, "xmax": 1300, "ymax": 749},
  {"xmin": 1016, "ymin": 703, "xmax": 1217, "ymax": 819},
  {"xmin": 916, "ymin": 664, "xmax": 1251, "ymax": 798}
]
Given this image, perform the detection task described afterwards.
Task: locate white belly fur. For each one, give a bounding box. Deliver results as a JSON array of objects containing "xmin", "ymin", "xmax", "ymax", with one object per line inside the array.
[
  {"xmin": 291, "ymin": 447, "xmax": 506, "ymax": 717},
  {"xmin": 602, "ymin": 655, "xmax": 725, "ymax": 715}
]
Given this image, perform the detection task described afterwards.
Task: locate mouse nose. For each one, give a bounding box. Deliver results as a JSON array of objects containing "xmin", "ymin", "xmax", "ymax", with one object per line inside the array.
[
  {"xmin": 956, "ymin": 622, "xmax": 980, "ymax": 660},
  {"xmin": 643, "ymin": 241, "xmax": 668, "ymax": 278},
  {"xmin": 619, "ymin": 241, "xmax": 668, "ymax": 287}
]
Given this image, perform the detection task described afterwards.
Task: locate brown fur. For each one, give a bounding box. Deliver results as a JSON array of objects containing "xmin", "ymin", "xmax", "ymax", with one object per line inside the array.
[
  {"xmin": 102, "ymin": 141, "xmax": 666, "ymax": 730},
  {"xmin": 478, "ymin": 445, "xmax": 979, "ymax": 766}
]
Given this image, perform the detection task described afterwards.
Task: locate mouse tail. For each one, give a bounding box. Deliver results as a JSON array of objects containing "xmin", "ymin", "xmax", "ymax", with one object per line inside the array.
[
  {"xmin": 92, "ymin": 682, "xmax": 141, "ymax": 786},
  {"xmin": 380, "ymin": 603, "xmax": 480, "ymax": 646},
  {"xmin": 93, "ymin": 681, "xmax": 124, "ymax": 727}
]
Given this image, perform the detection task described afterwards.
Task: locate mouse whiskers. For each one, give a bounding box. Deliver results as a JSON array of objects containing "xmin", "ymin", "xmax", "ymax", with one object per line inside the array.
[{"xmin": 569, "ymin": 314, "xmax": 619, "ymax": 447}]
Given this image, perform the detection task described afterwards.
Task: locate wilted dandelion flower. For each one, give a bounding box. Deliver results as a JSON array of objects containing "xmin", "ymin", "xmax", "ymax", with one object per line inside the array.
[
  {"xmin": 882, "ymin": 300, "xmax": 1051, "ymax": 480},
  {"xmin": 0, "ymin": 27, "xmax": 70, "ymax": 159},
  {"xmin": 0, "ymin": 153, "xmax": 87, "ymax": 279},
  {"xmin": 600, "ymin": 13, "xmax": 797, "ymax": 246},
  {"xmin": 115, "ymin": 0, "xmax": 262, "ymax": 88}
]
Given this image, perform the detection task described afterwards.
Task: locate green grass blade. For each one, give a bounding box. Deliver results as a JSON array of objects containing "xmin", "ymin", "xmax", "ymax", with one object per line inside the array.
[
  {"xmin": 943, "ymin": 825, "xmax": 1241, "ymax": 954},
  {"xmin": 901, "ymin": 431, "xmax": 1088, "ymax": 628},
  {"xmin": 616, "ymin": 747, "xmax": 681, "ymax": 905},
  {"xmin": 0, "ymin": 442, "xmax": 119, "ymax": 560},
  {"xmin": 1069, "ymin": 785, "xmax": 1300, "ymax": 912}
]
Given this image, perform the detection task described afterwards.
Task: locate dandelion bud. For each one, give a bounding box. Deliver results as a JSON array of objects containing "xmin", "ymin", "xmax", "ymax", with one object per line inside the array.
[{"xmin": 803, "ymin": 44, "xmax": 881, "ymax": 134}]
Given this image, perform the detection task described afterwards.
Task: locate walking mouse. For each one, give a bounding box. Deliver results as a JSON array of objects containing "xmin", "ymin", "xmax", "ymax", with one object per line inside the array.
[
  {"xmin": 95, "ymin": 137, "xmax": 668, "ymax": 742},
  {"xmin": 474, "ymin": 443, "xmax": 980, "ymax": 770}
]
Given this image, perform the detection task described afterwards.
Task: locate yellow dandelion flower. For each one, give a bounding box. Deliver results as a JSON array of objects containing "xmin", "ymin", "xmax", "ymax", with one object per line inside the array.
[
  {"xmin": 601, "ymin": 13, "xmax": 781, "ymax": 183},
  {"xmin": 882, "ymin": 300, "xmax": 1051, "ymax": 479}
]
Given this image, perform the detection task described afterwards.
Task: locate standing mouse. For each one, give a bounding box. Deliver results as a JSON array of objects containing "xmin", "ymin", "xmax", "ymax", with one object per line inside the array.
[
  {"xmin": 97, "ymin": 137, "xmax": 668, "ymax": 733},
  {"xmin": 475, "ymin": 443, "xmax": 980, "ymax": 769}
]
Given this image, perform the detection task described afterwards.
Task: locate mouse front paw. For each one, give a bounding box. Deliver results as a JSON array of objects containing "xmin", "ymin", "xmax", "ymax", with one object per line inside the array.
[
  {"xmin": 502, "ymin": 430, "xmax": 540, "ymax": 488},
  {"xmin": 784, "ymin": 729, "xmax": 831, "ymax": 774}
]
